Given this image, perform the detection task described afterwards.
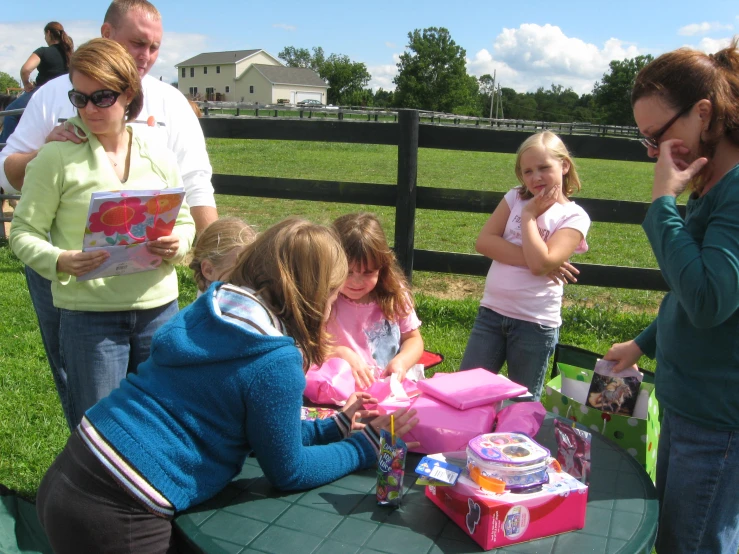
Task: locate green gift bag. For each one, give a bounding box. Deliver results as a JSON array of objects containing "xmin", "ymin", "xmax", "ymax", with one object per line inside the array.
[{"xmin": 542, "ymin": 344, "xmax": 661, "ymax": 481}]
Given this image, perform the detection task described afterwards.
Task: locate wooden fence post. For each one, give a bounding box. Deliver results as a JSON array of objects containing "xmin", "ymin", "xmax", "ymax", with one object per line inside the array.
[{"xmin": 394, "ymin": 109, "xmax": 419, "ymax": 283}]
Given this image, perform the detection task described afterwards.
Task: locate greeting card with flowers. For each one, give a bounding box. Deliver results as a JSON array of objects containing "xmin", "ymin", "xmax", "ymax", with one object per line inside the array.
[{"xmin": 78, "ymin": 188, "xmax": 185, "ymax": 281}]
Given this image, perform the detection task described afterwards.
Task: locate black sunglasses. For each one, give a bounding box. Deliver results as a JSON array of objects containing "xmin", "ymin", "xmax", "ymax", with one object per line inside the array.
[
  {"xmin": 67, "ymin": 89, "xmax": 123, "ymax": 109},
  {"xmin": 639, "ymin": 102, "xmax": 696, "ymax": 150}
]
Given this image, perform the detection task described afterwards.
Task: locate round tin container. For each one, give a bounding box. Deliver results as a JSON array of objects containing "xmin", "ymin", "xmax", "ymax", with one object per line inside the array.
[{"xmin": 467, "ymin": 432, "xmax": 550, "ymax": 490}]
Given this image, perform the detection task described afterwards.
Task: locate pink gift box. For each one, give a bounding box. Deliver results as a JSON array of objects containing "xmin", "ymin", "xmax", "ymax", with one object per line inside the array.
[
  {"xmin": 425, "ymin": 452, "xmax": 588, "ymax": 550},
  {"xmin": 418, "ymin": 368, "xmax": 528, "ymax": 410},
  {"xmin": 401, "ymin": 395, "xmax": 499, "ymax": 454}
]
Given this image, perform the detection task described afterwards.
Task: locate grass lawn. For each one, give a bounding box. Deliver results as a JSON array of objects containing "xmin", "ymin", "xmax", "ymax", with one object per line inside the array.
[{"xmin": 0, "ymin": 139, "xmax": 661, "ymax": 497}]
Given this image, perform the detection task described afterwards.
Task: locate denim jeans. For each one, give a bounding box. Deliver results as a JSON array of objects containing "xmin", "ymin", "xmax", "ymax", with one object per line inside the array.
[
  {"xmin": 460, "ymin": 306, "xmax": 558, "ymax": 400},
  {"xmin": 59, "ymin": 300, "xmax": 178, "ymax": 428},
  {"xmin": 0, "ymin": 89, "xmax": 36, "ymax": 146},
  {"xmin": 655, "ymin": 408, "xmax": 739, "ymax": 554},
  {"xmin": 24, "ymin": 266, "xmax": 72, "ymax": 429}
]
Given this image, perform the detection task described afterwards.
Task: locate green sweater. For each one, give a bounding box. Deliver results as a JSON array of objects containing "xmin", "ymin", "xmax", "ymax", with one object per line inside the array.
[
  {"xmin": 10, "ymin": 117, "xmax": 195, "ymax": 312},
  {"xmin": 635, "ymin": 164, "xmax": 739, "ymax": 431}
]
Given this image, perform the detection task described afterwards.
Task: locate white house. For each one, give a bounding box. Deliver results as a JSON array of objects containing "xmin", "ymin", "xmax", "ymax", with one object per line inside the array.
[{"xmin": 176, "ymin": 49, "xmax": 328, "ymax": 104}]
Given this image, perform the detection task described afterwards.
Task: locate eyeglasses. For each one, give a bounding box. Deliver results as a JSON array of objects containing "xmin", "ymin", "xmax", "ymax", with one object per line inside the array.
[
  {"xmin": 639, "ymin": 103, "xmax": 695, "ymax": 150},
  {"xmin": 67, "ymin": 89, "xmax": 122, "ymax": 109}
]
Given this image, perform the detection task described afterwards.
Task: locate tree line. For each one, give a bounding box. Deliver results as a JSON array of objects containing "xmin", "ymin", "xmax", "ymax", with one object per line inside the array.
[{"xmin": 279, "ymin": 27, "xmax": 654, "ymax": 126}]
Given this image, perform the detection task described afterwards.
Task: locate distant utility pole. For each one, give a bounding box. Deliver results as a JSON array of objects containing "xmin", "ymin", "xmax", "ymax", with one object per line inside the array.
[
  {"xmin": 495, "ymin": 84, "xmax": 501, "ymax": 119},
  {"xmin": 488, "ymin": 69, "xmax": 496, "ymax": 120}
]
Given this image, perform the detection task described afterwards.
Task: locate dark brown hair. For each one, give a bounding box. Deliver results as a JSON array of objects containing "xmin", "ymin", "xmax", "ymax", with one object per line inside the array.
[
  {"xmin": 632, "ymin": 37, "xmax": 739, "ymax": 192},
  {"xmin": 44, "ymin": 22, "xmax": 74, "ymax": 68},
  {"xmin": 230, "ymin": 218, "xmax": 348, "ymax": 369},
  {"xmin": 332, "ymin": 212, "xmax": 413, "ymax": 322},
  {"xmin": 69, "ymin": 38, "xmax": 144, "ymax": 121}
]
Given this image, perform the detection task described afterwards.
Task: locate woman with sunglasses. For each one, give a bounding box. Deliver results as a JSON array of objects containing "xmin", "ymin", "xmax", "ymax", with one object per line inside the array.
[
  {"xmin": 605, "ymin": 39, "xmax": 739, "ymax": 554},
  {"xmin": 10, "ymin": 38, "xmax": 195, "ymax": 429}
]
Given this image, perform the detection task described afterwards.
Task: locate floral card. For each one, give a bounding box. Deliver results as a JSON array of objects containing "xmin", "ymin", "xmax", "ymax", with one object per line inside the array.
[{"xmin": 78, "ymin": 188, "xmax": 185, "ymax": 281}]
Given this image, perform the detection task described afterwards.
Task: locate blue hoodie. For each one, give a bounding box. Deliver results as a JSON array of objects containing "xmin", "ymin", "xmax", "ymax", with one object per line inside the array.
[{"xmin": 86, "ymin": 282, "xmax": 378, "ymax": 511}]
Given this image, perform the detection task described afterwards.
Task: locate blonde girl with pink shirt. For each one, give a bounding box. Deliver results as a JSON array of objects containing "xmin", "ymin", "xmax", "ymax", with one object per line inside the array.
[
  {"xmin": 460, "ymin": 131, "xmax": 590, "ymax": 400},
  {"xmin": 327, "ymin": 212, "xmax": 424, "ymax": 388}
]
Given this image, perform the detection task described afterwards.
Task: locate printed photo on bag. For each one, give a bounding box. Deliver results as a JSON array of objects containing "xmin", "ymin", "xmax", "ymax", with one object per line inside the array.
[{"xmin": 585, "ymin": 360, "xmax": 642, "ymax": 416}]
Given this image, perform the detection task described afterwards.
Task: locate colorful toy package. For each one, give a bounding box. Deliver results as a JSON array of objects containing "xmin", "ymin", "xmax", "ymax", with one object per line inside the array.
[{"xmin": 376, "ymin": 429, "xmax": 407, "ymax": 506}]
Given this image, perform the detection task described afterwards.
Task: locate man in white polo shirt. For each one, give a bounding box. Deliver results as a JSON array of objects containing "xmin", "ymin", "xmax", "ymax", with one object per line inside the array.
[{"xmin": 1, "ymin": 0, "xmax": 218, "ymax": 429}]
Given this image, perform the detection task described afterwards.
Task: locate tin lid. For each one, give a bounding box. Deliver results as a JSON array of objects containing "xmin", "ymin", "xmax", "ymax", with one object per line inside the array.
[{"xmin": 467, "ymin": 433, "xmax": 550, "ymax": 466}]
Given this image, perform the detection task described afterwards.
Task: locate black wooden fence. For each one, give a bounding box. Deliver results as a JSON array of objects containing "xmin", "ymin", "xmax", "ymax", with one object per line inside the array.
[{"xmin": 199, "ymin": 109, "xmax": 675, "ymax": 291}]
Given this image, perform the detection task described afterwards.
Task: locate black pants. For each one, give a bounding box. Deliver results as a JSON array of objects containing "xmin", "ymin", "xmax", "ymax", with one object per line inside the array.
[{"xmin": 36, "ymin": 432, "xmax": 176, "ymax": 554}]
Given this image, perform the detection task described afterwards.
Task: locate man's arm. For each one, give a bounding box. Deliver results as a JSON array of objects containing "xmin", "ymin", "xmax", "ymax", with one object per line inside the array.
[{"xmin": 0, "ymin": 75, "xmax": 77, "ymax": 193}]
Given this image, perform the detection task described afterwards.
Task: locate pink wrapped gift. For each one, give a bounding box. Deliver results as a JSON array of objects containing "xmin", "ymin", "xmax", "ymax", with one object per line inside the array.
[
  {"xmin": 400, "ymin": 395, "xmax": 498, "ymax": 454},
  {"xmin": 418, "ymin": 369, "xmax": 528, "ymax": 410},
  {"xmin": 304, "ymin": 358, "xmax": 356, "ymax": 405}
]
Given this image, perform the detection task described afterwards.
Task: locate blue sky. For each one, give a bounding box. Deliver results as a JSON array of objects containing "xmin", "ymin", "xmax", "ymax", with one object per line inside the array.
[{"xmin": 1, "ymin": 0, "xmax": 737, "ymax": 94}]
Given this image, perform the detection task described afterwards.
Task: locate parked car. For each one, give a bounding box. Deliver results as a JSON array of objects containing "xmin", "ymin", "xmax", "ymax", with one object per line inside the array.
[{"xmin": 297, "ymin": 99, "xmax": 323, "ymax": 107}]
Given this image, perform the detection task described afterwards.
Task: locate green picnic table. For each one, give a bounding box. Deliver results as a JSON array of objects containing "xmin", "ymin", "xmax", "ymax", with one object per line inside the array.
[{"xmin": 174, "ymin": 413, "xmax": 658, "ymax": 553}]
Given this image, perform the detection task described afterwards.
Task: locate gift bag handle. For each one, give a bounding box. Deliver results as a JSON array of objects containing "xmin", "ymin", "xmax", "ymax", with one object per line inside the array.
[{"xmin": 552, "ymin": 343, "xmax": 655, "ymax": 382}]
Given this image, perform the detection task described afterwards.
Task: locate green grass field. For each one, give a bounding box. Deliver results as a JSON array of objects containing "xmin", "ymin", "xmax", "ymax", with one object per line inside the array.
[{"xmin": 0, "ymin": 139, "xmax": 661, "ymax": 497}]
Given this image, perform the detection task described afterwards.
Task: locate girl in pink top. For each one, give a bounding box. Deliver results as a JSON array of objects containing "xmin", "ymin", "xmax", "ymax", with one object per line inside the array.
[
  {"xmin": 326, "ymin": 212, "xmax": 424, "ymax": 388},
  {"xmin": 460, "ymin": 131, "xmax": 590, "ymax": 400}
]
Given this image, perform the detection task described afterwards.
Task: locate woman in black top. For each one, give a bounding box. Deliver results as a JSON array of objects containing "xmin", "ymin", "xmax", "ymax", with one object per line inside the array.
[{"xmin": 0, "ymin": 22, "xmax": 73, "ymax": 146}]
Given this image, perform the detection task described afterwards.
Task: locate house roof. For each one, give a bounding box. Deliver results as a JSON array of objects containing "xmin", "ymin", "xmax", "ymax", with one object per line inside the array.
[
  {"xmin": 251, "ymin": 64, "xmax": 328, "ymax": 87},
  {"xmin": 176, "ymin": 49, "xmax": 263, "ymax": 67}
]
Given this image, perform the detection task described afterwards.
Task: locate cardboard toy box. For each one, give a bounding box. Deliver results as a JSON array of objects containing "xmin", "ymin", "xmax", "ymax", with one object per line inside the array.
[{"xmin": 424, "ymin": 453, "xmax": 588, "ymax": 550}]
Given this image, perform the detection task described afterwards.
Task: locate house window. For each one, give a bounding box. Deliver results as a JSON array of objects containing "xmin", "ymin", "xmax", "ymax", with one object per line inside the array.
[
  {"xmin": 189, "ymin": 87, "xmax": 198, "ymax": 96},
  {"xmin": 204, "ymin": 66, "xmax": 208, "ymax": 75},
  {"xmin": 181, "ymin": 67, "xmax": 185, "ymax": 78},
  {"xmin": 190, "ymin": 67, "xmax": 194, "ymax": 77},
  {"xmin": 250, "ymin": 86, "xmax": 254, "ymax": 93},
  {"xmin": 225, "ymin": 86, "xmax": 230, "ymax": 93},
  {"xmin": 216, "ymin": 66, "xmax": 220, "ymax": 74}
]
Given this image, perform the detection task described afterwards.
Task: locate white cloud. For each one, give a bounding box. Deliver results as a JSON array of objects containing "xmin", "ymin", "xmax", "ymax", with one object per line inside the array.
[
  {"xmin": 272, "ymin": 23, "xmax": 296, "ymax": 32},
  {"xmin": 467, "ymin": 24, "xmax": 641, "ymax": 94},
  {"xmin": 695, "ymin": 36, "xmax": 734, "ymax": 53},
  {"xmin": 384, "ymin": 42, "xmax": 396, "ymax": 49},
  {"xmin": 678, "ymin": 22, "xmax": 733, "ymax": 37},
  {"xmin": 0, "ymin": 21, "xmax": 207, "ymax": 87},
  {"xmin": 367, "ymin": 53, "xmax": 400, "ymax": 91}
]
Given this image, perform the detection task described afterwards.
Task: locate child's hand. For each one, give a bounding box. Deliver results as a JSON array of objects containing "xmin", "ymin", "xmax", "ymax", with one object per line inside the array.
[
  {"xmin": 342, "ymin": 392, "xmax": 380, "ymax": 431},
  {"xmin": 370, "ymin": 407, "xmax": 420, "ymax": 449},
  {"xmin": 523, "ymin": 183, "xmax": 559, "ymax": 218},
  {"xmin": 547, "ymin": 261, "xmax": 579, "ymax": 284},
  {"xmin": 332, "ymin": 346, "xmax": 375, "ymax": 389},
  {"xmin": 383, "ymin": 360, "xmax": 407, "ymax": 382}
]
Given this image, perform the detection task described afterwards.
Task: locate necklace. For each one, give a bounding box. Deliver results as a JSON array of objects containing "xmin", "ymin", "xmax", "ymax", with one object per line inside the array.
[{"xmin": 106, "ymin": 152, "xmax": 119, "ymax": 167}]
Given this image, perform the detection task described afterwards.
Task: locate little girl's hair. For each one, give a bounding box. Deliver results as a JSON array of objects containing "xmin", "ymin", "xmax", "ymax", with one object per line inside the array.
[
  {"xmin": 514, "ymin": 131, "xmax": 582, "ymax": 200},
  {"xmin": 230, "ymin": 217, "xmax": 348, "ymax": 369},
  {"xmin": 189, "ymin": 217, "xmax": 256, "ymax": 292},
  {"xmin": 332, "ymin": 212, "xmax": 413, "ymax": 322}
]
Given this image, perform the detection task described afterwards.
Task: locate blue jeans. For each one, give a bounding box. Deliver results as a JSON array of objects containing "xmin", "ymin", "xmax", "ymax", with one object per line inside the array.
[
  {"xmin": 460, "ymin": 306, "xmax": 558, "ymax": 400},
  {"xmin": 25, "ymin": 266, "xmax": 71, "ymax": 429},
  {"xmin": 0, "ymin": 89, "xmax": 35, "ymax": 146},
  {"xmin": 655, "ymin": 408, "xmax": 739, "ymax": 554},
  {"xmin": 59, "ymin": 300, "xmax": 178, "ymax": 428}
]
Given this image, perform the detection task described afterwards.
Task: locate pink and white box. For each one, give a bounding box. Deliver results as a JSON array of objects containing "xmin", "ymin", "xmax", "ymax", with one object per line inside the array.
[{"xmin": 424, "ymin": 452, "xmax": 588, "ymax": 550}]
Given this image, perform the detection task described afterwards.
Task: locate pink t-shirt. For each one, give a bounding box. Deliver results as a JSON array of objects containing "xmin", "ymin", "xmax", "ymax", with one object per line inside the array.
[
  {"xmin": 326, "ymin": 293, "xmax": 422, "ymax": 369},
  {"xmin": 480, "ymin": 188, "xmax": 591, "ymax": 328}
]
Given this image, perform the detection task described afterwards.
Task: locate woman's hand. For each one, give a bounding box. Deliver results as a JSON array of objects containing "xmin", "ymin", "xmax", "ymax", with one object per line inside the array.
[
  {"xmin": 56, "ymin": 250, "xmax": 109, "ymax": 277},
  {"xmin": 370, "ymin": 407, "xmax": 419, "ymax": 448},
  {"xmin": 342, "ymin": 392, "xmax": 380, "ymax": 431},
  {"xmin": 603, "ymin": 340, "xmax": 644, "ymax": 373},
  {"xmin": 652, "ymin": 138, "xmax": 708, "ymax": 201},
  {"xmin": 23, "ymin": 81, "xmax": 35, "ymax": 93},
  {"xmin": 147, "ymin": 236, "xmax": 180, "ymax": 260},
  {"xmin": 45, "ymin": 121, "xmax": 86, "ymax": 145},
  {"xmin": 547, "ymin": 261, "xmax": 579, "ymax": 285}
]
